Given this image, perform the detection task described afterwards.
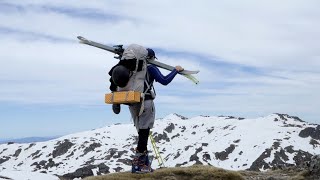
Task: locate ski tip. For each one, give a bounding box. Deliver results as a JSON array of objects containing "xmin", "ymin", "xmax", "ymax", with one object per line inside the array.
[
  {"xmin": 192, "ymin": 80, "xmax": 199, "ymax": 85},
  {"xmin": 77, "ymin": 36, "xmax": 90, "ymax": 44},
  {"xmin": 77, "ymin": 36, "xmax": 87, "ymax": 41},
  {"xmin": 192, "ymin": 70, "xmax": 200, "ymax": 74}
]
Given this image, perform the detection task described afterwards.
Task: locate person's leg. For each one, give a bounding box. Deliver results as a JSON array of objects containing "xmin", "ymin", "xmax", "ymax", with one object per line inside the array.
[
  {"xmin": 131, "ymin": 100, "xmax": 155, "ymax": 173},
  {"xmin": 137, "ymin": 128, "xmax": 150, "ymax": 153},
  {"xmin": 136, "ymin": 100, "xmax": 155, "ymax": 150}
]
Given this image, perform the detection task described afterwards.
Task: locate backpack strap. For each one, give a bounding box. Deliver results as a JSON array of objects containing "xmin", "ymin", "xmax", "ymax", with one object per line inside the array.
[
  {"xmin": 144, "ymin": 70, "xmax": 156, "ymax": 100},
  {"xmin": 138, "ymin": 68, "xmax": 155, "ymax": 116}
]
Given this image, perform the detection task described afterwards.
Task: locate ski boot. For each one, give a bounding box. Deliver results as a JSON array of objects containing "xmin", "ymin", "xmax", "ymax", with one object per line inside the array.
[{"xmin": 131, "ymin": 151, "xmax": 153, "ymax": 173}]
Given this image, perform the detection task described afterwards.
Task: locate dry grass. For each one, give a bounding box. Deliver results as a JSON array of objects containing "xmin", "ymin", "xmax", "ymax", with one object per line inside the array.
[
  {"xmin": 238, "ymin": 168, "xmax": 309, "ymax": 180},
  {"xmin": 84, "ymin": 165, "xmax": 244, "ymax": 180}
]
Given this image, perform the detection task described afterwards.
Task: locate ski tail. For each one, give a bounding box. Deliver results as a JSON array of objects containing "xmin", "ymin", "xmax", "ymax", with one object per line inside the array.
[{"xmin": 77, "ymin": 36, "xmax": 124, "ymax": 57}]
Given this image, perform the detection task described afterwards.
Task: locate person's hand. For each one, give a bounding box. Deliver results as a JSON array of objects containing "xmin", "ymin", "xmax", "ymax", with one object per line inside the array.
[{"xmin": 175, "ymin": 66, "xmax": 184, "ymax": 72}]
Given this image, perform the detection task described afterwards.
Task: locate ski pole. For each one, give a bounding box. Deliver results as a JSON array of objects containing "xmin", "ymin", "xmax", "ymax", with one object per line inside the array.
[{"xmin": 149, "ymin": 131, "xmax": 166, "ymax": 168}]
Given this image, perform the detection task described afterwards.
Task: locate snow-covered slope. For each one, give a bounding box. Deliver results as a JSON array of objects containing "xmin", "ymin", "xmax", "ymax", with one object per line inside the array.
[
  {"xmin": 0, "ymin": 170, "xmax": 59, "ymax": 180},
  {"xmin": 0, "ymin": 113, "xmax": 319, "ymax": 179}
]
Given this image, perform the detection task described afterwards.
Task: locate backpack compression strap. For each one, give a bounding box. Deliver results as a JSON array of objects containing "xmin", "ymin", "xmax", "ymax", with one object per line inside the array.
[{"xmin": 138, "ymin": 70, "xmax": 154, "ymax": 116}]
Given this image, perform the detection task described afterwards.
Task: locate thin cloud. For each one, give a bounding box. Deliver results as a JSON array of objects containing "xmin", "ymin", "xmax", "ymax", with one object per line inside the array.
[
  {"xmin": 0, "ymin": 2, "xmax": 132, "ymax": 23},
  {"xmin": 0, "ymin": 2, "xmax": 25, "ymax": 13},
  {"xmin": 0, "ymin": 25, "xmax": 73, "ymax": 42}
]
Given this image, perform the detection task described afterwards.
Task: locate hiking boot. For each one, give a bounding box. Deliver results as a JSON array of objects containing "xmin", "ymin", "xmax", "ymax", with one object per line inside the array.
[
  {"xmin": 112, "ymin": 104, "xmax": 120, "ymax": 114},
  {"xmin": 131, "ymin": 151, "xmax": 153, "ymax": 173}
]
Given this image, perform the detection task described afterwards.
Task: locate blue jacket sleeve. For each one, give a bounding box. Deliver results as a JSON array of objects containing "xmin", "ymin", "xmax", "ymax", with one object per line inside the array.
[{"xmin": 148, "ymin": 65, "xmax": 178, "ymax": 85}]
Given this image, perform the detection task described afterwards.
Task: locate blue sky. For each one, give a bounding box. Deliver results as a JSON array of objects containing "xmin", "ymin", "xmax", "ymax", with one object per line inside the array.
[{"xmin": 1, "ymin": 0, "xmax": 320, "ymax": 139}]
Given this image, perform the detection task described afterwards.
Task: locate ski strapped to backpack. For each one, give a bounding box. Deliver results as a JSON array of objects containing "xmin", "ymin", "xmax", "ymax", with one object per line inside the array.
[{"xmin": 77, "ymin": 36, "xmax": 200, "ymax": 84}]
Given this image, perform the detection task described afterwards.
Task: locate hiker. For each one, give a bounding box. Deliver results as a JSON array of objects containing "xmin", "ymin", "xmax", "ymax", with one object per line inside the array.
[{"xmin": 109, "ymin": 46, "xmax": 183, "ymax": 173}]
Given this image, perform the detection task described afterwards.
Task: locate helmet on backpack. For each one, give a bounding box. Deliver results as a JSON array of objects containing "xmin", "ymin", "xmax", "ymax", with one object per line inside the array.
[
  {"xmin": 112, "ymin": 65, "xmax": 130, "ymax": 88},
  {"xmin": 146, "ymin": 48, "xmax": 157, "ymax": 59}
]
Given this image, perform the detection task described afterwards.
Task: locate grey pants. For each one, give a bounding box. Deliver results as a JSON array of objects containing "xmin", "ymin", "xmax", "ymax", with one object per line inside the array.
[{"xmin": 129, "ymin": 100, "xmax": 155, "ymax": 131}]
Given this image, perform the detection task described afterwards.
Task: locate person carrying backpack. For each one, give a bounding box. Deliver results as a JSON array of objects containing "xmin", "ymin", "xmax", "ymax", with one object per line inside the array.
[{"xmin": 109, "ymin": 44, "xmax": 183, "ymax": 173}]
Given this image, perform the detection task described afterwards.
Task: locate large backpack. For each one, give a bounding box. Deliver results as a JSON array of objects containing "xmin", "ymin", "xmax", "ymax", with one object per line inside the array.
[
  {"xmin": 106, "ymin": 44, "xmax": 154, "ymax": 115},
  {"xmin": 118, "ymin": 44, "xmax": 148, "ymax": 93}
]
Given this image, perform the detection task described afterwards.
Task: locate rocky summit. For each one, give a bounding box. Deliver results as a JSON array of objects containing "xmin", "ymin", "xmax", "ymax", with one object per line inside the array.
[{"xmin": 0, "ymin": 113, "xmax": 319, "ymax": 179}]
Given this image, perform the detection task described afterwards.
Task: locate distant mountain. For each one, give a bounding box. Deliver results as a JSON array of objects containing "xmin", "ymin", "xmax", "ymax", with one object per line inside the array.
[
  {"xmin": 0, "ymin": 113, "xmax": 319, "ymax": 179},
  {"xmin": 0, "ymin": 136, "xmax": 60, "ymax": 144}
]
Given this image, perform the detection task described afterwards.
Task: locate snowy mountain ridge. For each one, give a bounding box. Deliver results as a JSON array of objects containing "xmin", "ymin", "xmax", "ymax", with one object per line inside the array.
[
  {"xmin": 0, "ymin": 113, "xmax": 319, "ymax": 179},
  {"xmin": 0, "ymin": 136, "xmax": 60, "ymax": 144}
]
